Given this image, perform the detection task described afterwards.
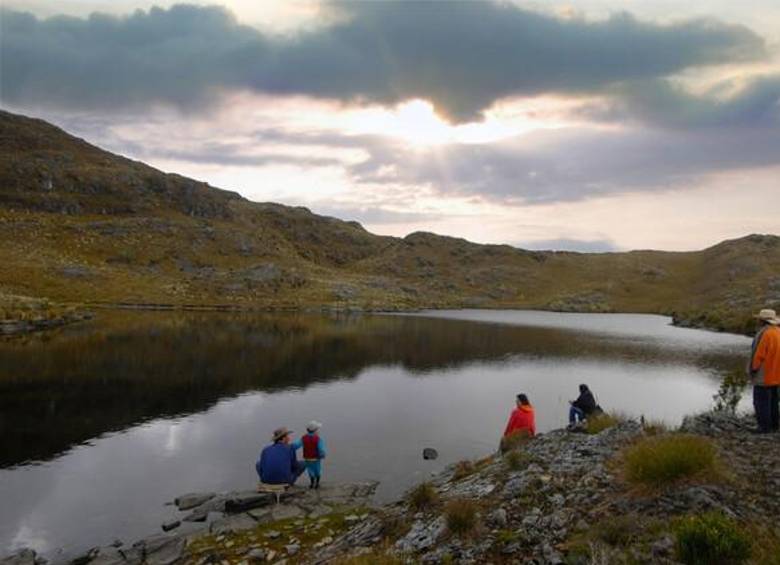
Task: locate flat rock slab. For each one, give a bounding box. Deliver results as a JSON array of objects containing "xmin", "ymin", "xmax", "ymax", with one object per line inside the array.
[
  {"xmin": 1, "ymin": 549, "xmax": 37, "ymax": 565},
  {"xmin": 174, "ymin": 493, "xmax": 215, "ymax": 511},
  {"xmin": 133, "ymin": 534, "xmax": 186, "ymax": 565},
  {"xmin": 270, "ymin": 505, "xmax": 305, "ymax": 521},
  {"xmin": 209, "ymin": 513, "xmax": 258, "ymax": 535},
  {"xmin": 224, "ymin": 492, "xmax": 275, "ymax": 513}
]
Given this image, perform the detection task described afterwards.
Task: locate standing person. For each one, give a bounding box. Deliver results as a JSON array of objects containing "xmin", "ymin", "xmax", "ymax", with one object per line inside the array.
[
  {"xmin": 503, "ymin": 393, "xmax": 536, "ymax": 439},
  {"xmin": 301, "ymin": 420, "xmax": 327, "ymax": 489},
  {"xmin": 256, "ymin": 427, "xmax": 305, "ymax": 485},
  {"xmin": 748, "ymin": 308, "xmax": 780, "ymax": 433},
  {"xmin": 568, "ymin": 384, "xmax": 599, "ymax": 429}
]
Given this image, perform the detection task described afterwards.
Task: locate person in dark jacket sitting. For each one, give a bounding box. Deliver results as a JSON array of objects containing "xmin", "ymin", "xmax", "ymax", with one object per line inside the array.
[
  {"xmin": 256, "ymin": 427, "xmax": 305, "ymax": 486},
  {"xmin": 568, "ymin": 384, "xmax": 598, "ymax": 427}
]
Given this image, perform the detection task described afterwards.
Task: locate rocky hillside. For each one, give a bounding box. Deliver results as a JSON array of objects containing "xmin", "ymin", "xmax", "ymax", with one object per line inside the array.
[{"xmin": 1, "ymin": 110, "xmax": 778, "ymax": 333}]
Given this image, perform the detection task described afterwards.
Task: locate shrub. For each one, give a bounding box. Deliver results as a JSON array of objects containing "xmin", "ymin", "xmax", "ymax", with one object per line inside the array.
[
  {"xmin": 713, "ymin": 370, "xmax": 749, "ymax": 414},
  {"xmin": 452, "ymin": 460, "xmax": 475, "ymax": 480},
  {"xmin": 624, "ymin": 434, "xmax": 718, "ymax": 488},
  {"xmin": 408, "ymin": 482, "xmax": 438, "ymax": 511},
  {"xmin": 585, "ymin": 412, "xmax": 620, "ymax": 434},
  {"xmin": 674, "ymin": 512, "xmax": 751, "ymax": 565},
  {"xmin": 500, "ymin": 429, "xmax": 531, "ymax": 452},
  {"xmin": 444, "ymin": 499, "xmax": 479, "ymax": 535}
]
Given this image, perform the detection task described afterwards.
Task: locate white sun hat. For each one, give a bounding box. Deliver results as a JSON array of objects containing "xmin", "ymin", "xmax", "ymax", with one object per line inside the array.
[
  {"xmin": 306, "ymin": 420, "xmax": 323, "ymax": 432},
  {"xmin": 754, "ymin": 308, "xmax": 780, "ymax": 325}
]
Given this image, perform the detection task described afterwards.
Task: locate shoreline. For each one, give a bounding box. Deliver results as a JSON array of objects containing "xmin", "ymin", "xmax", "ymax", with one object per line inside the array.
[{"xmin": 24, "ymin": 300, "xmax": 752, "ymax": 337}]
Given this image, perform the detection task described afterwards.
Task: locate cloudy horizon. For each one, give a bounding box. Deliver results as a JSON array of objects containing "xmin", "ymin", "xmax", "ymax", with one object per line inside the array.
[{"xmin": 2, "ymin": 0, "xmax": 779, "ymax": 252}]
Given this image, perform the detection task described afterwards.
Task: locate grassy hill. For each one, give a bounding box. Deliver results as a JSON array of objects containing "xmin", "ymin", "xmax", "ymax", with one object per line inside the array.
[{"xmin": 1, "ymin": 109, "xmax": 778, "ymax": 333}]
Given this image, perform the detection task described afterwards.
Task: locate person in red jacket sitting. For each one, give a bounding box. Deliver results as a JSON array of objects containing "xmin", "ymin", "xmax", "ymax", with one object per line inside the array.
[{"xmin": 504, "ymin": 393, "xmax": 536, "ymax": 439}]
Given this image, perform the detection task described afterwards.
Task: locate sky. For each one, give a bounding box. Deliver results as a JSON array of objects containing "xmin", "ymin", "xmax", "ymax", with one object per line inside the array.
[{"xmin": 1, "ymin": 0, "xmax": 779, "ymax": 252}]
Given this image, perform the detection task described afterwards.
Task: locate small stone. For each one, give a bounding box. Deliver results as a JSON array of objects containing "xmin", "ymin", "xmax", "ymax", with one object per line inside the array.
[
  {"xmin": 215, "ymin": 536, "xmax": 225, "ymax": 543},
  {"xmin": 491, "ymin": 508, "xmax": 508, "ymax": 528},
  {"xmin": 264, "ymin": 531, "xmax": 281, "ymax": 540},
  {"xmin": 321, "ymin": 536, "xmax": 333, "ymax": 545},
  {"xmin": 265, "ymin": 550, "xmax": 276, "ymax": 562},
  {"xmin": 161, "ymin": 520, "xmax": 180, "ymax": 532},
  {"xmin": 284, "ymin": 544, "xmax": 300, "ymax": 556},
  {"xmin": 344, "ymin": 514, "xmax": 361, "ymax": 524},
  {"xmin": 247, "ymin": 548, "xmax": 266, "ymax": 562},
  {"xmin": 225, "ymin": 541, "xmax": 234, "ymax": 548},
  {"xmin": 423, "ymin": 448, "xmax": 439, "ymax": 460}
]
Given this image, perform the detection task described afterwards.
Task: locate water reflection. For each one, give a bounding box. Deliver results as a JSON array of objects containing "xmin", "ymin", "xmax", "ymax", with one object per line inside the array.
[
  {"xmin": 0, "ymin": 310, "xmax": 750, "ymax": 558},
  {"xmin": 0, "ymin": 311, "xmax": 746, "ymax": 468}
]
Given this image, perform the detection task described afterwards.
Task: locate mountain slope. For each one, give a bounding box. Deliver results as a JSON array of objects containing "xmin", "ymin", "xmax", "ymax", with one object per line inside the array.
[{"xmin": 0, "ymin": 110, "xmax": 778, "ymax": 332}]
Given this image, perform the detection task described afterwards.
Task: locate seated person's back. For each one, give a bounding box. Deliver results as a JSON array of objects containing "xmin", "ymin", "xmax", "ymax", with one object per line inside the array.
[{"xmin": 256, "ymin": 427, "xmax": 304, "ymax": 485}]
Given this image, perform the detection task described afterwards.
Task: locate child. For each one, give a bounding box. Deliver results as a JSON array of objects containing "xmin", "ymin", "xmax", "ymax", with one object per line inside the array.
[{"xmin": 301, "ymin": 420, "xmax": 326, "ymax": 489}]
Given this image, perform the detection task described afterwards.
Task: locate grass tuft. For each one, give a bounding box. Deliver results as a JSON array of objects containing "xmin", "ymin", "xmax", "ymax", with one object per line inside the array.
[
  {"xmin": 585, "ymin": 412, "xmax": 622, "ymax": 434},
  {"xmin": 500, "ymin": 429, "xmax": 532, "ymax": 452},
  {"xmin": 623, "ymin": 434, "xmax": 719, "ymax": 488},
  {"xmin": 407, "ymin": 482, "xmax": 438, "ymax": 511},
  {"xmin": 330, "ymin": 550, "xmax": 404, "ymax": 565},
  {"xmin": 444, "ymin": 499, "xmax": 479, "ymax": 535},
  {"xmin": 452, "ymin": 460, "xmax": 476, "ymax": 480},
  {"xmin": 674, "ymin": 512, "xmax": 751, "ymax": 565},
  {"xmin": 503, "ymin": 449, "xmax": 530, "ymax": 472},
  {"xmin": 592, "ymin": 515, "xmax": 640, "ymax": 547},
  {"xmin": 642, "ymin": 418, "xmax": 668, "ymax": 436}
]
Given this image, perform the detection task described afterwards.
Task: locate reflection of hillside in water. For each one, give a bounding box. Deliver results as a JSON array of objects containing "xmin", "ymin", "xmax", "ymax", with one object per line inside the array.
[{"xmin": 0, "ymin": 312, "xmax": 742, "ymax": 467}]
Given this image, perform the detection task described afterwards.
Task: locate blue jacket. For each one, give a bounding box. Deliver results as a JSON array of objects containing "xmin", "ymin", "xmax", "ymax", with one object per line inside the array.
[{"xmin": 256, "ymin": 442, "xmax": 300, "ymax": 485}]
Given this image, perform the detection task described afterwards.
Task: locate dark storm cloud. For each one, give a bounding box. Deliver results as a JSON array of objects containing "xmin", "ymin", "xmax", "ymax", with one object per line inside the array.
[
  {"xmin": 584, "ymin": 75, "xmax": 780, "ymax": 128},
  {"xmin": 0, "ymin": 1, "xmax": 766, "ymax": 120}
]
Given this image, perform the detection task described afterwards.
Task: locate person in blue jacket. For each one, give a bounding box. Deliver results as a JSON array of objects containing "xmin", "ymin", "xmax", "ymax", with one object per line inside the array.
[
  {"xmin": 256, "ymin": 427, "xmax": 305, "ymax": 486},
  {"xmin": 301, "ymin": 420, "xmax": 327, "ymax": 489}
]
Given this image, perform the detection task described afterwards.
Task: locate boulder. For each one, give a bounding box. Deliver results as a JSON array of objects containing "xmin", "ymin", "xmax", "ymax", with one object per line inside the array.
[{"xmin": 422, "ymin": 448, "xmax": 438, "ymax": 460}]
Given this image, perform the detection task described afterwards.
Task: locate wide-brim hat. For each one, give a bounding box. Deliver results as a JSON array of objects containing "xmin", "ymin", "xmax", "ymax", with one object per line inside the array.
[
  {"xmin": 272, "ymin": 427, "xmax": 293, "ymax": 442},
  {"xmin": 754, "ymin": 308, "xmax": 780, "ymax": 325},
  {"xmin": 306, "ymin": 420, "xmax": 322, "ymax": 433}
]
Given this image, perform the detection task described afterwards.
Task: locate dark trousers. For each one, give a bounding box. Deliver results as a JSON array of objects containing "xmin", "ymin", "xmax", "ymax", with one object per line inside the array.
[
  {"xmin": 753, "ymin": 385, "xmax": 779, "ymax": 432},
  {"xmin": 569, "ymin": 406, "xmax": 585, "ymax": 424}
]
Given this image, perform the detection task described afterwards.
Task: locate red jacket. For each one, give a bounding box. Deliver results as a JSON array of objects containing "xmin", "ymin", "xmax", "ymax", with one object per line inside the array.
[{"xmin": 504, "ymin": 404, "xmax": 536, "ymax": 437}]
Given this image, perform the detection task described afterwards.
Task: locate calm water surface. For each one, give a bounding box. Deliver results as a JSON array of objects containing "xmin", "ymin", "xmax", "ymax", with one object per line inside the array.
[{"xmin": 0, "ymin": 310, "xmax": 751, "ymax": 558}]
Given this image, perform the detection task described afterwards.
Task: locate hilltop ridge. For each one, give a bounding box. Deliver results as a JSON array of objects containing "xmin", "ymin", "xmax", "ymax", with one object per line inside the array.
[{"xmin": 0, "ymin": 110, "xmax": 778, "ymax": 333}]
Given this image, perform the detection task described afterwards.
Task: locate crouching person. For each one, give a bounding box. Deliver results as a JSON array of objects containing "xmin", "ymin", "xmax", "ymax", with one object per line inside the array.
[{"xmin": 256, "ymin": 426, "xmax": 305, "ymax": 486}]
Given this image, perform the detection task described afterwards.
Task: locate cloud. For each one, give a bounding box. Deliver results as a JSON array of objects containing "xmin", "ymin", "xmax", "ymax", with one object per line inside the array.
[
  {"xmin": 0, "ymin": 2, "xmax": 766, "ymax": 121},
  {"xmin": 583, "ymin": 75, "xmax": 780, "ymax": 128},
  {"xmin": 347, "ymin": 121, "xmax": 780, "ymax": 203}
]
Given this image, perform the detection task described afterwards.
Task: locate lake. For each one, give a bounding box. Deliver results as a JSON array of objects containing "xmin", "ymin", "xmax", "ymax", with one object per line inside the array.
[{"xmin": 0, "ymin": 309, "xmax": 751, "ymax": 559}]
